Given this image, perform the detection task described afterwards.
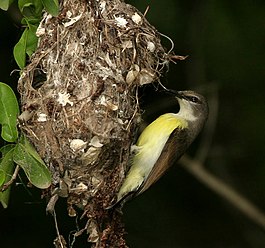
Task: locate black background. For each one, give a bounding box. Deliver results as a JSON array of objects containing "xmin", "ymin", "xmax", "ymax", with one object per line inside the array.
[{"xmin": 1, "ymin": 1, "xmax": 265, "ymax": 247}]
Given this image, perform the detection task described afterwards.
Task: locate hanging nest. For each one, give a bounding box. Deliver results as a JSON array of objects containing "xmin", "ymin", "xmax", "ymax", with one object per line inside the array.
[{"xmin": 18, "ymin": 0, "xmax": 168, "ymax": 246}]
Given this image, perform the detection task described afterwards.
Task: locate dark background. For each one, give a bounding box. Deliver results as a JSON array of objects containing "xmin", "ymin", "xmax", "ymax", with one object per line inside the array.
[{"xmin": 1, "ymin": 0, "xmax": 265, "ymax": 247}]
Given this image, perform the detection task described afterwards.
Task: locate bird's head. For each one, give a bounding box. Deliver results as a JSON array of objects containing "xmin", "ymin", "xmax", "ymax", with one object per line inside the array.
[{"xmin": 175, "ymin": 90, "xmax": 208, "ymax": 122}]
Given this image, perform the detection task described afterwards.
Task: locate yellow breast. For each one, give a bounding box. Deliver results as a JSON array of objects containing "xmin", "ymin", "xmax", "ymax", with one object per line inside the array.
[{"xmin": 137, "ymin": 113, "xmax": 188, "ymax": 147}]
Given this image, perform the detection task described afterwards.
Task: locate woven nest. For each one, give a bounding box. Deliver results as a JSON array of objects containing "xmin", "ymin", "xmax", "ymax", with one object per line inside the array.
[{"xmin": 18, "ymin": 0, "xmax": 168, "ymax": 246}]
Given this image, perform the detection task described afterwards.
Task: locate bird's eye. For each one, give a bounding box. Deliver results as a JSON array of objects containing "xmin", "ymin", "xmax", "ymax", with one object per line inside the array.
[{"xmin": 187, "ymin": 96, "xmax": 200, "ymax": 103}]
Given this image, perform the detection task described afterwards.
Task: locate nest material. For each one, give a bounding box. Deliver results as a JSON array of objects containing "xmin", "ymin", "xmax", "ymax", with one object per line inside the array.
[{"xmin": 18, "ymin": 0, "xmax": 167, "ymax": 246}]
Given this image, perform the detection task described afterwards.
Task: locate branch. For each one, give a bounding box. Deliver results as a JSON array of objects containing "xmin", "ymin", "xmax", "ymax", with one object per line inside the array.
[{"xmin": 180, "ymin": 155, "xmax": 265, "ymax": 229}]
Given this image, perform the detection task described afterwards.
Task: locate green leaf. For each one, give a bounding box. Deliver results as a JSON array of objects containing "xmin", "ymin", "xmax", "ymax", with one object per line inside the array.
[
  {"xmin": 0, "ymin": 147, "xmax": 15, "ymax": 208},
  {"xmin": 41, "ymin": 0, "xmax": 59, "ymax": 16},
  {"xmin": 13, "ymin": 25, "xmax": 38, "ymax": 68},
  {"xmin": 14, "ymin": 28, "xmax": 28, "ymax": 69},
  {"xmin": 0, "ymin": 145, "xmax": 16, "ymax": 186},
  {"xmin": 0, "ymin": 0, "xmax": 14, "ymax": 10},
  {"xmin": 18, "ymin": 0, "xmax": 43, "ymax": 17},
  {"xmin": 0, "ymin": 161, "xmax": 5, "ymax": 187},
  {"xmin": 13, "ymin": 136, "xmax": 51, "ymax": 189},
  {"xmin": 26, "ymin": 23, "xmax": 38, "ymax": 56},
  {"xmin": 0, "ymin": 144, "xmax": 16, "ymax": 155},
  {"xmin": 0, "ymin": 0, "xmax": 9, "ymax": 10},
  {"xmin": 0, "ymin": 146, "xmax": 15, "ymax": 186},
  {"xmin": 21, "ymin": 16, "xmax": 40, "ymax": 25},
  {"xmin": 0, "ymin": 83, "xmax": 19, "ymax": 142}
]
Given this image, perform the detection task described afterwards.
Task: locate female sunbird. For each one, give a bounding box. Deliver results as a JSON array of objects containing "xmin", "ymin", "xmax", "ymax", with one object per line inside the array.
[{"xmin": 108, "ymin": 90, "xmax": 208, "ymax": 208}]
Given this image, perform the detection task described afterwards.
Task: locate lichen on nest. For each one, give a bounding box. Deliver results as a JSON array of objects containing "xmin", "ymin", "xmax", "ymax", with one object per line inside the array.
[{"xmin": 17, "ymin": 0, "xmax": 168, "ymax": 245}]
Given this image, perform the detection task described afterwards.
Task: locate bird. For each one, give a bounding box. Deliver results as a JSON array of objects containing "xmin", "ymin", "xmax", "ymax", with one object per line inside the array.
[{"xmin": 107, "ymin": 90, "xmax": 208, "ymax": 209}]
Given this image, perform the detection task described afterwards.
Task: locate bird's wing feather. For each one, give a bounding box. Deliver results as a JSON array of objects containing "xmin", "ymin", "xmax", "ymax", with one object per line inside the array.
[{"xmin": 137, "ymin": 128, "xmax": 188, "ymax": 195}]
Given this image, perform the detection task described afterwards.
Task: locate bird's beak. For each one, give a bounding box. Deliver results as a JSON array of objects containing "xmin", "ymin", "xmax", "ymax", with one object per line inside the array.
[{"xmin": 163, "ymin": 88, "xmax": 184, "ymax": 99}]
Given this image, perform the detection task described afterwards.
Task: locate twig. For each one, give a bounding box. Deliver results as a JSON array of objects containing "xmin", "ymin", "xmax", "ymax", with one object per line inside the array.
[
  {"xmin": 180, "ymin": 155, "xmax": 265, "ymax": 230},
  {"xmin": 53, "ymin": 209, "xmax": 68, "ymax": 248},
  {"xmin": 1, "ymin": 165, "xmax": 20, "ymax": 191}
]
